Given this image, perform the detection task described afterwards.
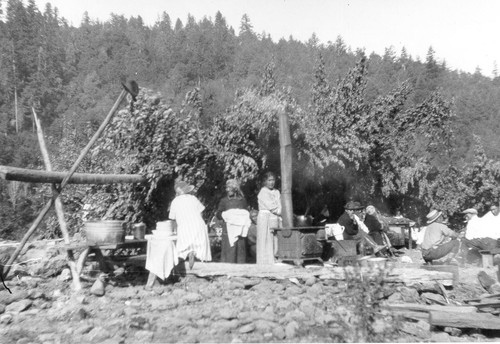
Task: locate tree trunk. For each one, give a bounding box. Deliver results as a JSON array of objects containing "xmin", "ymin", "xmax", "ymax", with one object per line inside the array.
[{"xmin": 278, "ymin": 105, "xmax": 293, "ymax": 228}]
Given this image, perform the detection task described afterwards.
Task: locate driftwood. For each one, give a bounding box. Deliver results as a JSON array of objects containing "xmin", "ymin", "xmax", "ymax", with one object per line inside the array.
[
  {"xmin": 429, "ymin": 310, "xmax": 500, "ymax": 330},
  {"xmin": 0, "ymin": 165, "xmax": 145, "ymax": 184}
]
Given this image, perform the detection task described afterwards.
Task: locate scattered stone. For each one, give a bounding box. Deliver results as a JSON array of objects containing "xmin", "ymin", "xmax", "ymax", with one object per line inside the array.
[
  {"xmin": 86, "ymin": 326, "xmax": 111, "ymax": 343},
  {"xmin": 399, "ymin": 287, "xmax": 420, "ymax": 303},
  {"xmin": 58, "ymin": 268, "xmax": 72, "ymax": 281},
  {"xmin": 5, "ymin": 299, "xmax": 32, "ymax": 313},
  {"xmin": 4, "ymin": 290, "xmax": 29, "ymax": 305},
  {"xmin": 28, "ymin": 290, "xmax": 45, "ymax": 300},
  {"xmin": 38, "ymin": 333, "xmax": 55, "ymax": 342},
  {"xmin": 272, "ymin": 326, "xmax": 286, "ymax": 340},
  {"xmin": 430, "ymin": 332, "xmax": 451, "ymax": 342},
  {"xmin": 276, "ymin": 299, "xmax": 292, "ymax": 311},
  {"xmin": 444, "ymin": 327, "xmax": 462, "ymax": 337},
  {"xmin": 129, "ymin": 316, "xmax": 150, "ymax": 330},
  {"xmin": 305, "ymin": 277, "xmax": 316, "ymax": 286},
  {"xmin": 0, "ymin": 313, "xmax": 13, "ymax": 324},
  {"xmin": 74, "ymin": 324, "xmax": 94, "ymax": 335},
  {"xmin": 254, "ymin": 319, "xmax": 277, "ymax": 332},
  {"xmin": 422, "ymin": 292, "xmax": 446, "ymax": 305},
  {"xmin": 183, "ymin": 292, "xmax": 202, "ymax": 303},
  {"xmin": 71, "ymin": 308, "xmax": 89, "ymax": 321},
  {"xmin": 0, "ymin": 304, "xmax": 5, "ymax": 314},
  {"xmin": 219, "ymin": 308, "xmax": 238, "ymax": 320},
  {"xmin": 91, "ymin": 279, "xmax": 105, "ymax": 297},
  {"xmin": 308, "ymin": 283, "xmax": 323, "ymax": 295},
  {"xmin": 134, "ymin": 330, "xmax": 154, "ymax": 342},
  {"xmin": 284, "ymin": 309, "xmax": 307, "ymax": 322},
  {"xmin": 239, "ymin": 323, "xmax": 256, "ymax": 334},
  {"xmin": 299, "ymin": 300, "xmax": 316, "ymax": 317},
  {"xmin": 285, "ymin": 321, "xmax": 299, "ymax": 339}
]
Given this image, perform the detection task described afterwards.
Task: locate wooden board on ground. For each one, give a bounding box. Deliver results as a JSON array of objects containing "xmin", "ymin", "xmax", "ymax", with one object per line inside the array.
[
  {"xmin": 386, "ymin": 303, "xmax": 477, "ymax": 314},
  {"xmin": 187, "ymin": 263, "xmax": 454, "ymax": 285},
  {"xmin": 430, "ymin": 310, "xmax": 500, "ymax": 330}
]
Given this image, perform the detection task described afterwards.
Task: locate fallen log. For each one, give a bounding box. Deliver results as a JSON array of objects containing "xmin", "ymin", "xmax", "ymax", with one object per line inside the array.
[
  {"xmin": 430, "ymin": 311, "xmax": 500, "ymax": 330},
  {"xmin": 0, "ymin": 165, "xmax": 145, "ymax": 184}
]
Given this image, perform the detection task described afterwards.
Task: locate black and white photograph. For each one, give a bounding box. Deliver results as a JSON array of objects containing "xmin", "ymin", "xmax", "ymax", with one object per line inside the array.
[{"xmin": 1, "ymin": 0, "xmax": 500, "ymax": 342}]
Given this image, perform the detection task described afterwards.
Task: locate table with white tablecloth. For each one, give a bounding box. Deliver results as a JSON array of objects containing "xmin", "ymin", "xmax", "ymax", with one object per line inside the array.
[{"xmin": 145, "ymin": 235, "xmax": 178, "ymax": 280}]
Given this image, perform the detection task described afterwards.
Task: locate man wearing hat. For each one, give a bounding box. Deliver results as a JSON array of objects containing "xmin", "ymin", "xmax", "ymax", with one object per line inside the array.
[
  {"xmin": 337, "ymin": 201, "xmax": 386, "ymax": 255},
  {"xmin": 421, "ymin": 210, "xmax": 462, "ymax": 264}
]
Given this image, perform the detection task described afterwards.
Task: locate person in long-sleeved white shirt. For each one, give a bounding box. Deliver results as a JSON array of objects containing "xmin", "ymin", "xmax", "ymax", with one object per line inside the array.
[{"xmin": 463, "ymin": 207, "xmax": 500, "ymax": 258}]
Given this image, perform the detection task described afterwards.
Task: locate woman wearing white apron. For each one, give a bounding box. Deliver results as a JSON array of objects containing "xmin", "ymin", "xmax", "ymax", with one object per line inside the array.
[{"xmin": 256, "ymin": 172, "xmax": 281, "ymax": 265}]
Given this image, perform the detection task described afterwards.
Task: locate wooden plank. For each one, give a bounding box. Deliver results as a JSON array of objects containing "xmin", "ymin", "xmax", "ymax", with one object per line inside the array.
[
  {"xmin": 464, "ymin": 293, "xmax": 500, "ymax": 303},
  {"xmin": 386, "ymin": 303, "xmax": 477, "ymax": 314},
  {"xmin": 0, "ymin": 165, "xmax": 145, "ymax": 184},
  {"xmin": 430, "ymin": 311, "xmax": 500, "ymax": 330},
  {"xmin": 391, "ymin": 310, "xmax": 429, "ymax": 322},
  {"xmin": 186, "ymin": 264, "xmax": 455, "ymax": 284},
  {"xmin": 468, "ymin": 301, "xmax": 500, "ymax": 308}
]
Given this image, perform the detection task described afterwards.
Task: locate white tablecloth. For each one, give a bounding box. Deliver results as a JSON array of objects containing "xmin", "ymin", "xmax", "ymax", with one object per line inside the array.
[{"xmin": 145, "ymin": 236, "xmax": 178, "ymax": 280}]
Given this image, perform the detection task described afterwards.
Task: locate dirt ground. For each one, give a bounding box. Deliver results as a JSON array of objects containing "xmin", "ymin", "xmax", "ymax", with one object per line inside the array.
[{"xmin": 1, "ymin": 245, "xmax": 500, "ymax": 344}]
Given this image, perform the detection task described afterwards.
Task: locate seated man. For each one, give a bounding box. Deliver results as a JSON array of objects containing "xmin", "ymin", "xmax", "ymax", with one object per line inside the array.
[
  {"xmin": 462, "ymin": 206, "xmax": 500, "ymax": 262},
  {"xmin": 421, "ymin": 210, "xmax": 463, "ymax": 264},
  {"xmin": 337, "ymin": 201, "xmax": 386, "ymax": 255}
]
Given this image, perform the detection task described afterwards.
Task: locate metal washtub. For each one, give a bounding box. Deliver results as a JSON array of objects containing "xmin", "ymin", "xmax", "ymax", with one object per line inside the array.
[{"xmin": 84, "ymin": 220, "xmax": 126, "ymax": 246}]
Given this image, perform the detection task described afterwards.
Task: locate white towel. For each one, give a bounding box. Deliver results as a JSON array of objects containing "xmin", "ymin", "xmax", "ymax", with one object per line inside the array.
[{"xmin": 222, "ymin": 209, "xmax": 251, "ymax": 247}]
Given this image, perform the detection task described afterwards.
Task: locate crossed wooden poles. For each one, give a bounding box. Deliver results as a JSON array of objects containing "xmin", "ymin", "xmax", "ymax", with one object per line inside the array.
[{"xmin": 1, "ymin": 81, "xmax": 139, "ymax": 291}]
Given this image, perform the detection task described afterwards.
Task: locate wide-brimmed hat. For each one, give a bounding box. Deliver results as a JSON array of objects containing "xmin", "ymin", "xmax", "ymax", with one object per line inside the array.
[
  {"xmin": 461, "ymin": 208, "xmax": 478, "ymax": 215},
  {"xmin": 345, "ymin": 201, "xmax": 364, "ymax": 210},
  {"xmin": 175, "ymin": 181, "xmax": 194, "ymax": 195},
  {"xmin": 426, "ymin": 210, "xmax": 442, "ymax": 224}
]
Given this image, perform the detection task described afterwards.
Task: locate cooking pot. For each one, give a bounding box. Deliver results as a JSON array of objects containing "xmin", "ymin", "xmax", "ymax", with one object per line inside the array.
[{"xmin": 294, "ymin": 215, "xmax": 313, "ymax": 227}]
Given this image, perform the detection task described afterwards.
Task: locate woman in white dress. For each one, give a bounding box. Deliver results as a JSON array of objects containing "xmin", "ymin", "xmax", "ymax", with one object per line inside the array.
[
  {"xmin": 169, "ymin": 181, "xmax": 212, "ymax": 269},
  {"xmin": 256, "ymin": 172, "xmax": 281, "ymax": 265}
]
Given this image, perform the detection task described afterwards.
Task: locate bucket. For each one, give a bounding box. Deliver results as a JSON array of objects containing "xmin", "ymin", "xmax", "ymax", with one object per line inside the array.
[
  {"xmin": 132, "ymin": 223, "xmax": 146, "ymax": 240},
  {"xmin": 367, "ymin": 257, "xmax": 388, "ymax": 269},
  {"xmin": 156, "ymin": 220, "xmax": 176, "ymax": 235},
  {"xmin": 84, "ymin": 220, "xmax": 125, "ymax": 246}
]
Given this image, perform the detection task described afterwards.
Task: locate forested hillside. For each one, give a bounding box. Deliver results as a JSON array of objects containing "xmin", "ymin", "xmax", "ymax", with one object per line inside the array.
[{"xmin": 2, "ymin": 0, "xmax": 500, "ymax": 239}]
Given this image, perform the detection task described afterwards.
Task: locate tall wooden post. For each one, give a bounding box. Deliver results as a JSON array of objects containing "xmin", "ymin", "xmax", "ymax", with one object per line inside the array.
[
  {"xmin": 32, "ymin": 109, "xmax": 82, "ymax": 291},
  {"xmin": 278, "ymin": 105, "xmax": 293, "ymax": 228}
]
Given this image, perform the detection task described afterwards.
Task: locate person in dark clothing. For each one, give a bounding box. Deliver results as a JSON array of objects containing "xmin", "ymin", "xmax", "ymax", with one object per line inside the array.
[
  {"xmin": 216, "ymin": 179, "xmax": 249, "ymax": 263},
  {"xmin": 337, "ymin": 201, "xmax": 386, "ymax": 255},
  {"xmin": 364, "ymin": 205, "xmax": 384, "ymax": 245}
]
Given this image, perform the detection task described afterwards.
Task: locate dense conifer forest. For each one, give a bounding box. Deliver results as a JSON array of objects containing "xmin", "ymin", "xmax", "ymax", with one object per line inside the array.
[{"xmin": 2, "ymin": 0, "xmax": 500, "ymax": 239}]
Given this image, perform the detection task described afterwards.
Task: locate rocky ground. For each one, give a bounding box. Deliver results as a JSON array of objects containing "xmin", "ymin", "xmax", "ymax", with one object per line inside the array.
[{"xmin": 1, "ymin": 240, "xmax": 500, "ymax": 344}]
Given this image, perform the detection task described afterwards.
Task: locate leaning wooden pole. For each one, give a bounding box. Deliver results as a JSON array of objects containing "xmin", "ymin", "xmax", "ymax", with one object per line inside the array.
[
  {"xmin": 32, "ymin": 108, "xmax": 82, "ymax": 291},
  {"xmin": 278, "ymin": 105, "xmax": 293, "ymax": 228},
  {"xmin": 0, "ymin": 166, "xmax": 145, "ymax": 184},
  {"xmin": 2, "ymin": 85, "xmax": 132, "ymax": 277}
]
